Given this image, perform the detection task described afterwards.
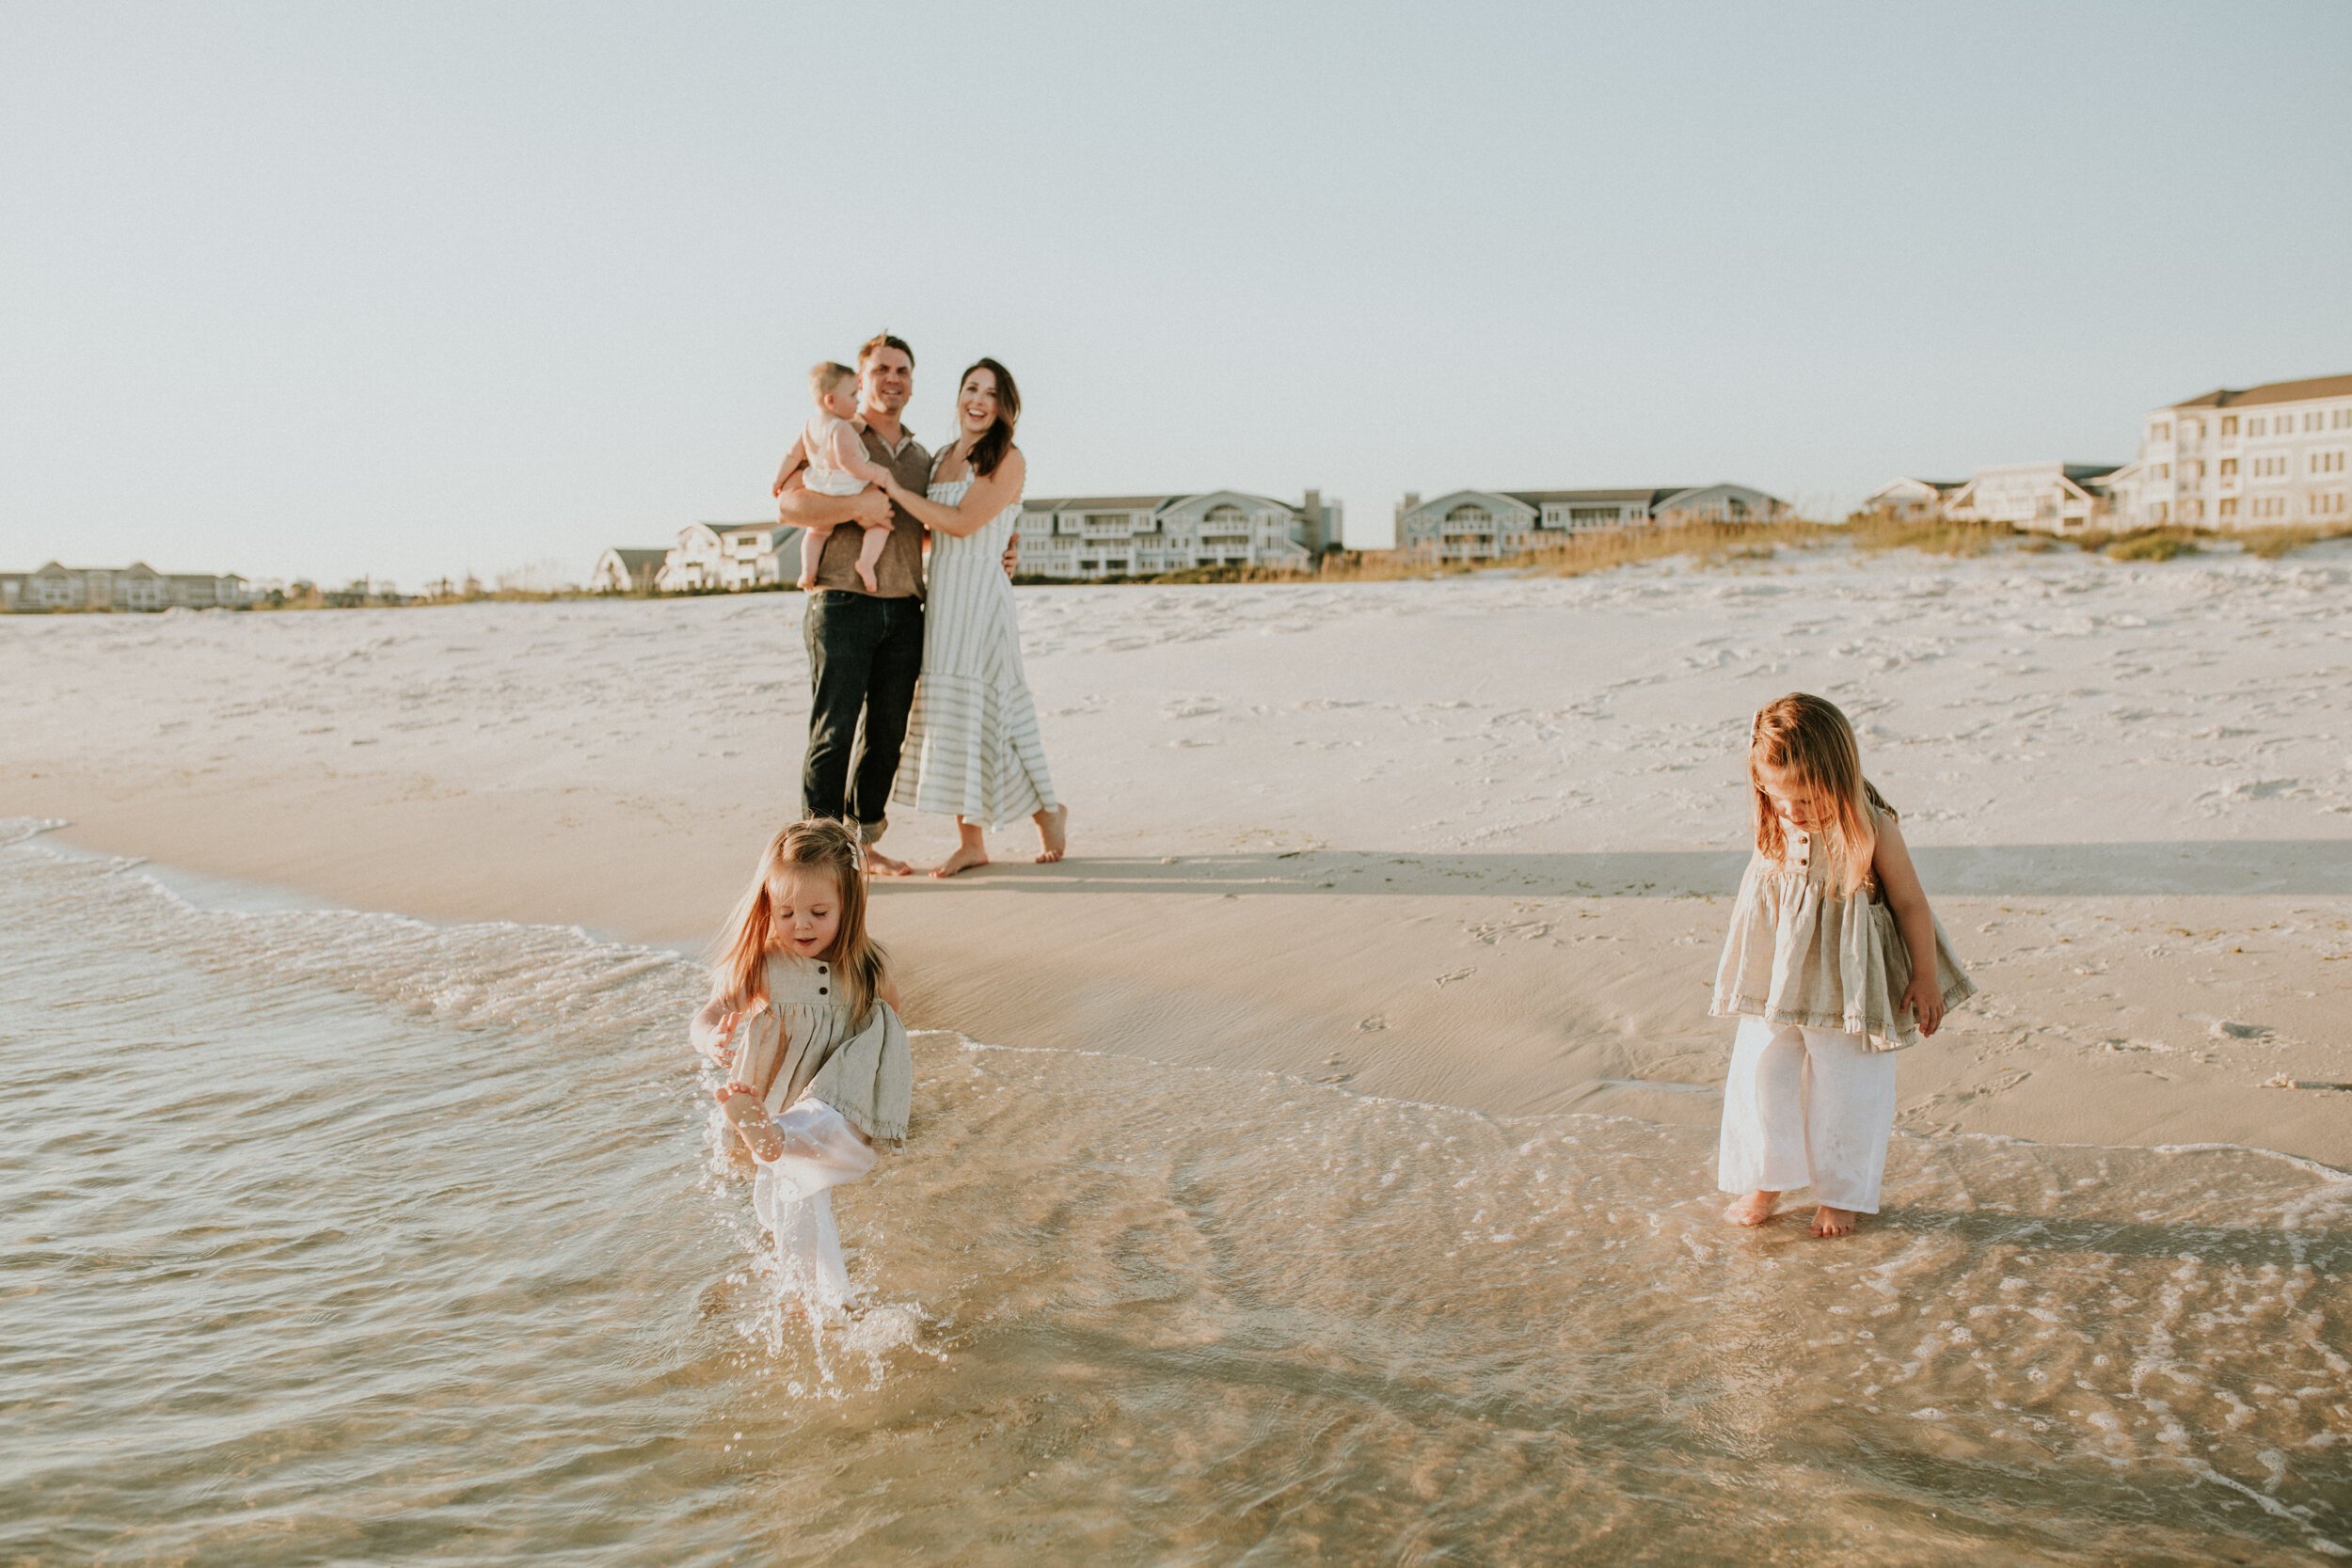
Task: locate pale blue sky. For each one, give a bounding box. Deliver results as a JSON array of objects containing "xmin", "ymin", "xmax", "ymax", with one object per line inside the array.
[{"xmin": 4, "ymin": 1, "xmax": 2347, "ymax": 586}]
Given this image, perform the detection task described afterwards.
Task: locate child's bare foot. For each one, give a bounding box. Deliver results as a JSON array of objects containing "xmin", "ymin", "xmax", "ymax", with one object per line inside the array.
[
  {"xmin": 854, "ymin": 560, "xmax": 879, "ymax": 594},
  {"xmin": 1033, "ymin": 802, "xmax": 1069, "ymax": 863},
  {"xmin": 930, "ymin": 843, "xmax": 989, "ymax": 879},
  {"xmin": 1810, "ymin": 1205, "xmax": 1859, "ymax": 1239},
  {"xmin": 1724, "ymin": 1190, "xmax": 1779, "ymax": 1227}
]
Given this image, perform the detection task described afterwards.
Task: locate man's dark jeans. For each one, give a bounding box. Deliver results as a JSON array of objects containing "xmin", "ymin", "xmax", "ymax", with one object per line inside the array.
[{"xmin": 802, "ymin": 590, "xmax": 924, "ymax": 834}]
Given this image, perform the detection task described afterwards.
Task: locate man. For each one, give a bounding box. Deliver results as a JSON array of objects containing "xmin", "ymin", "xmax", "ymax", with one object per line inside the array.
[
  {"xmin": 776, "ymin": 331, "xmax": 1018, "ymax": 876},
  {"xmin": 778, "ymin": 332, "xmax": 929, "ymax": 876}
]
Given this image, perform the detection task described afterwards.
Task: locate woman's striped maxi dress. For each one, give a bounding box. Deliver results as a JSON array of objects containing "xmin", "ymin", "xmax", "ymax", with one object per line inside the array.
[{"xmin": 891, "ymin": 476, "xmax": 1058, "ymax": 827}]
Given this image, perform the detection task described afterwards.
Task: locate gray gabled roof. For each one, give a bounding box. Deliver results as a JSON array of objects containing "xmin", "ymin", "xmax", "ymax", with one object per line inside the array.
[
  {"xmin": 1022, "ymin": 495, "xmax": 1181, "ymax": 513},
  {"xmin": 606, "ymin": 547, "xmax": 667, "ymax": 567}
]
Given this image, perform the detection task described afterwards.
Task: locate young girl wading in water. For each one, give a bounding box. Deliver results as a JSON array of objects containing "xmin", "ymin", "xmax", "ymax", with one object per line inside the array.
[
  {"xmin": 691, "ymin": 820, "xmax": 911, "ymax": 1307},
  {"xmin": 1709, "ymin": 694, "xmax": 1975, "ymax": 1239}
]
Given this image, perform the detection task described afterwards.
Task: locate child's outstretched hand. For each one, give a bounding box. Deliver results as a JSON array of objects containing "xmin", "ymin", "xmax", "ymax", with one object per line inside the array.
[{"xmin": 1899, "ymin": 975, "xmax": 1946, "ymax": 1037}]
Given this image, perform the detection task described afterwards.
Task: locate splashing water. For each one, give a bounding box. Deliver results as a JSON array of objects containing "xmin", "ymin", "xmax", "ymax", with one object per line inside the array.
[{"xmin": 1, "ymin": 821, "xmax": 2345, "ymax": 1564}]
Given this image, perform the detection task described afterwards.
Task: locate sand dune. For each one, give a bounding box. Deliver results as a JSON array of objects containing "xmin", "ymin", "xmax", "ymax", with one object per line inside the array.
[{"xmin": 5, "ymin": 542, "xmax": 2348, "ymax": 1164}]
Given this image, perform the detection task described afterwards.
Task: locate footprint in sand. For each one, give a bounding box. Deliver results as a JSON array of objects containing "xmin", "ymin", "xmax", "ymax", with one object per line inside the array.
[
  {"xmin": 1435, "ymin": 968, "xmax": 1475, "ymax": 986},
  {"xmin": 1356, "ymin": 1015, "xmax": 1388, "ymax": 1033}
]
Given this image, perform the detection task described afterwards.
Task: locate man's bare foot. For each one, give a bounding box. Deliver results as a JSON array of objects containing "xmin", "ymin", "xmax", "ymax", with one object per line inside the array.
[
  {"xmin": 1033, "ymin": 802, "xmax": 1069, "ymax": 863},
  {"xmin": 930, "ymin": 844, "xmax": 989, "ymax": 879},
  {"xmin": 854, "ymin": 561, "xmax": 880, "ymax": 594},
  {"xmin": 1724, "ymin": 1190, "xmax": 1779, "ymax": 1227},
  {"xmin": 863, "ymin": 847, "xmax": 914, "ymax": 877},
  {"xmin": 1810, "ymin": 1205, "xmax": 1859, "ymax": 1238}
]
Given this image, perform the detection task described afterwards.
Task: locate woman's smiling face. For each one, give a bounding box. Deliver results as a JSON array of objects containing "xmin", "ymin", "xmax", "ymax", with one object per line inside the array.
[
  {"xmin": 767, "ymin": 868, "xmax": 842, "ymax": 958},
  {"xmin": 958, "ymin": 367, "xmax": 999, "ymax": 432}
]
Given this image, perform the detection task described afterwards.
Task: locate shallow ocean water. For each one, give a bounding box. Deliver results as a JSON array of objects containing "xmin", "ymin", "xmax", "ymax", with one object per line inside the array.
[{"xmin": 1, "ymin": 820, "xmax": 2346, "ymax": 1565}]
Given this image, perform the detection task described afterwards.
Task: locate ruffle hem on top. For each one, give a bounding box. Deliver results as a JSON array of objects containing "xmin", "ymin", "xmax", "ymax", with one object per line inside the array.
[{"xmin": 1709, "ymin": 825, "xmax": 1977, "ymax": 1052}]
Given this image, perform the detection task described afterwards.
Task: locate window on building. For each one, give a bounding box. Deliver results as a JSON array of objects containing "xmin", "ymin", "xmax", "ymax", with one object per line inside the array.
[
  {"xmin": 2153, "ymin": 463, "xmax": 2169, "ymax": 480},
  {"xmin": 2218, "ymin": 497, "xmax": 2238, "ymax": 518},
  {"xmin": 2308, "ymin": 412, "xmax": 2325, "ymax": 433},
  {"xmin": 2219, "ymin": 458, "xmax": 2237, "ymax": 477},
  {"xmin": 2249, "ymin": 417, "xmax": 2265, "ymax": 436},
  {"xmin": 2152, "ymin": 421, "xmax": 2170, "ymax": 442},
  {"xmin": 2220, "ymin": 416, "xmax": 2238, "ymax": 437},
  {"xmin": 2183, "ymin": 419, "xmax": 2201, "ymax": 438}
]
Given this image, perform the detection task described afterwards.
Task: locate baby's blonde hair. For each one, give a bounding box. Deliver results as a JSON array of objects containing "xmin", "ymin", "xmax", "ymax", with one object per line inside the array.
[
  {"xmin": 711, "ymin": 819, "xmax": 887, "ymax": 1027},
  {"xmin": 809, "ymin": 360, "xmax": 857, "ymax": 401},
  {"xmin": 1748, "ymin": 693, "xmax": 1893, "ymax": 892}
]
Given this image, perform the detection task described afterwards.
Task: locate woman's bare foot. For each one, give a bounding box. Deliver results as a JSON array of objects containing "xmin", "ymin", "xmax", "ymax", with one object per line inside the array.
[
  {"xmin": 1724, "ymin": 1190, "xmax": 1779, "ymax": 1227},
  {"xmin": 863, "ymin": 847, "xmax": 914, "ymax": 877},
  {"xmin": 1033, "ymin": 802, "xmax": 1069, "ymax": 863},
  {"xmin": 930, "ymin": 844, "xmax": 989, "ymax": 879},
  {"xmin": 1810, "ymin": 1206, "xmax": 1859, "ymax": 1238}
]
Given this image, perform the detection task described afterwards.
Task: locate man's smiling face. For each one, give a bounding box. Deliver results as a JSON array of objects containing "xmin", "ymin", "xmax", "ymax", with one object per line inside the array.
[{"xmin": 860, "ymin": 346, "xmax": 913, "ymax": 418}]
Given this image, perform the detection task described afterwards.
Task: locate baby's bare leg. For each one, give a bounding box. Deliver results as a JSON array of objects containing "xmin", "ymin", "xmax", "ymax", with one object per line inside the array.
[
  {"xmin": 797, "ymin": 524, "xmax": 834, "ymax": 591},
  {"xmin": 851, "ymin": 519, "xmax": 891, "ymax": 594}
]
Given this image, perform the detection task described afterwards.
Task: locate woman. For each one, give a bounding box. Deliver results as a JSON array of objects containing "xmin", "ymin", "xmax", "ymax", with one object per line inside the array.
[{"xmin": 878, "ymin": 358, "xmax": 1069, "ymax": 878}]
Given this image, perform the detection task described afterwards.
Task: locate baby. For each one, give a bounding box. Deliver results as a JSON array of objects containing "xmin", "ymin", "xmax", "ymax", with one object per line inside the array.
[{"xmin": 790, "ymin": 361, "xmax": 896, "ymax": 593}]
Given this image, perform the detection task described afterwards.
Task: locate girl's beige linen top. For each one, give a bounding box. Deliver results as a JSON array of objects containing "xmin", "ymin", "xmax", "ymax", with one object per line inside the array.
[
  {"xmin": 691, "ymin": 954, "xmax": 912, "ymax": 1146},
  {"xmin": 1708, "ymin": 811, "xmax": 1976, "ymax": 1051}
]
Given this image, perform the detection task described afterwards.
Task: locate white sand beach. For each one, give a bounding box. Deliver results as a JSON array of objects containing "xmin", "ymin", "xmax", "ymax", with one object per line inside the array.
[{"xmin": 6, "ymin": 540, "xmax": 2349, "ymax": 1167}]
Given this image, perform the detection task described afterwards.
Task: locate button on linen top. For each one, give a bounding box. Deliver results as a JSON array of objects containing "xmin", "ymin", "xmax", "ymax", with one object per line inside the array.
[
  {"xmin": 807, "ymin": 425, "xmax": 931, "ymax": 599},
  {"xmin": 1708, "ymin": 808, "xmax": 1976, "ymax": 1051},
  {"xmin": 692, "ymin": 954, "xmax": 912, "ymax": 1145}
]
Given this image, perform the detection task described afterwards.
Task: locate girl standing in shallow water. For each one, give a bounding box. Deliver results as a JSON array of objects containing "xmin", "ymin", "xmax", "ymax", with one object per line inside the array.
[
  {"xmin": 1709, "ymin": 693, "xmax": 1976, "ymax": 1238},
  {"xmin": 691, "ymin": 819, "xmax": 911, "ymax": 1306}
]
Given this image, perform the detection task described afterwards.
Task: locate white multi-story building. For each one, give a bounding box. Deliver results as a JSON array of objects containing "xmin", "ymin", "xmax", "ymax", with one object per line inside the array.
[
  {"xmin": 2106, "ymin": 372, "xmax": 2352, "ymax": 529},
  {"xmin": 1944, "ymin": 463, "xmax": 2121, "ymax": 533},
  {"xmin": 1392, "ymin": 484, "xmax": 1786, "ymax": 561},
  {"xmin": 1012, "ymin": 490, "xmax": 1340, "ymax": 579},
  {"xmin": 653, "ymin": 522, "xmax": 801, "ymax": 593},
  {"xmin": 3, "ymin": 562, "xmax": 250, "ymax": 612}
]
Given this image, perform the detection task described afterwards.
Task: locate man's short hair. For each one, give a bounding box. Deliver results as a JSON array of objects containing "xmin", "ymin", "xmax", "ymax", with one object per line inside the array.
[
  {"xmin": 809, "ymin": 360, "xmax": 857, "ymax": 398},
  {"xmin": 857, "ymin": 331, "xmax": 914, "ymax": 371}
]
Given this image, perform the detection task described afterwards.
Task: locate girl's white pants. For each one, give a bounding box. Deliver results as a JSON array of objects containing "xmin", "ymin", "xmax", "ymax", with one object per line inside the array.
[
  {"xmin": 751, "ymin": 1098, "xmax": 878, "ymax": 1311},
  {"xmin": 1716, "ymin": 1016, "xmax": 1899, "ymax": 1213}
]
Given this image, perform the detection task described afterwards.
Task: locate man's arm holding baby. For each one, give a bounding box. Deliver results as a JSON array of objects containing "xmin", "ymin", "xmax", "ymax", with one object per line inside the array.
[{"xmin": 777, "ymin": 467, "xmax": 894, "ymax": 529}]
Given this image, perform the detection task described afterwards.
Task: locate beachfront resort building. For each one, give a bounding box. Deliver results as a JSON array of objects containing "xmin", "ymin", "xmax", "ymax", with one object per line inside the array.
[
  {"xmin": 644, "ymin": 522, "xmax": 803, "ymax": 594},
  {"xmin": 1, "ymin": 562, "xmax": 250, "ymax": 612},
  {"xmin": 1011, "ymin": 490, "xmax": 1341, "ymax": 579},
  {"xmin": 1392, "ymin": 484, "xmax": 1787, "ymax": 561},
  {"xmin": 1858, "ymin": 477, "xmax": 1968, "ymax": 520},
  {"xmin": 1855, "ymin": 465, "xmax": 2122, "ymax": 533},
  {"xmin": 591, "ymin": 547, "xmax": 666, "ymax": 594},
  {"xmin": 2104, "ymin": 372, "xmax": 2352, "ymax": 529},
  {"xmin": 1947, "ymin": 463, "xmax": 2122, "ymax": 533}
]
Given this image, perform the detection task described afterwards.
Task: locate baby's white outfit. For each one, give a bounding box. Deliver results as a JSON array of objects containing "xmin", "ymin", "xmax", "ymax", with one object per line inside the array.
[
  {"xmin": 1708, "ymin": 806, "xmax": 1974, "ymax": 1213},
  {"xmin": 691, "ymin": 953, "xmax": 912, "ymax": 1308},
  {"xmin": 801, "ymin": 412, "xmax": 870, "ymax": 498}
]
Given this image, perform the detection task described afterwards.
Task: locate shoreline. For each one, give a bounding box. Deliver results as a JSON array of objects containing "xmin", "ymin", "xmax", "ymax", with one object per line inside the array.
[
  {"xmin": 7, "ymin": 556, "xmax": 2349, "ymax": 1168},
  {"xmin": 19, "ymin": 811, "xmax": 2349, "ymax": 1182}
]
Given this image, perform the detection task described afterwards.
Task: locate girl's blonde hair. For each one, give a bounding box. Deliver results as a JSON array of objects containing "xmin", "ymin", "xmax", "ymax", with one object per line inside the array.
[
  {"xmin": 1748, "ymin": 693, "xmax": 1894, "ymax": 892},
  {"xmin": 712, "ymin": 819, "xmax": 887, "ymax": 1027}
]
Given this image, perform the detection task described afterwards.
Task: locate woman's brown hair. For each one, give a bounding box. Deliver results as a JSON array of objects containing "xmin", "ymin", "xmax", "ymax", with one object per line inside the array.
[
  {"xmin": 961, "ymin": 357, "xmax": 1021, "ymax": 480},
  {"xmin": 710, "ymin": 819, "xmax": 888, "ymax": 1028},
  {"xmin": 1748, "ymin": 692, "xmax": 1893, "ymax": 892}
]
